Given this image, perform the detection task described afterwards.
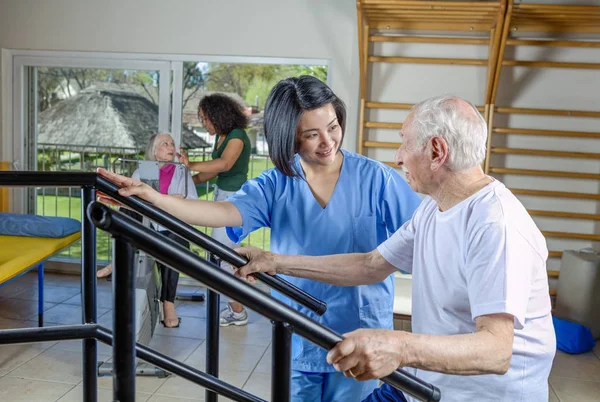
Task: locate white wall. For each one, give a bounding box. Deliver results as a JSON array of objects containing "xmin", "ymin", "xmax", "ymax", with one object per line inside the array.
[{"xmin": 0, "ymin": 0, "xmax": 360, "ymax": 159}]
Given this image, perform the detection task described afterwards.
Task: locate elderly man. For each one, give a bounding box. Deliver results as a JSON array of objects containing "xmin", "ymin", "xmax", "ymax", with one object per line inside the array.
[{"xmin": 236, "ymin": 96, "xmax": 556, "ymax": 402}]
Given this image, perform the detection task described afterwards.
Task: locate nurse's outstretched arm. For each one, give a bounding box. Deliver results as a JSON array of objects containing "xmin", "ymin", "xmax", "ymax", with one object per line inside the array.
[
  {"xmin": 235, "ymin": 247, "xmax": 396, "ymax": 287},
  {"xmin": 97, "ymin": 168, "xmax": 242, "ymax": 228}
]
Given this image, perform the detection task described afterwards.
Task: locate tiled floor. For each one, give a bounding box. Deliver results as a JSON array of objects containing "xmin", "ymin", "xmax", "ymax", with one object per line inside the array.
[{"xmin": 0, "ymin": 272, "xmax": 598, "ymax": 401}]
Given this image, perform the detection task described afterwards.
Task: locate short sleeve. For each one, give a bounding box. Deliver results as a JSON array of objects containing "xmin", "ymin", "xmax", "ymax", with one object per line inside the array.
[
  {"xmin": 464, "ymin": 222, "xmax": 533, "ymax": 329},
  {"xmin": 227, "ymin": 129, "xmax": 247, "ymax": 141},
  {"xmin": 225, "ymin": 171, "xmax": 275, "ymax": 243},
  {"xmin": 379, "ymin": 169, "xmax": 422, "ymax": 234},
  {"xmin": 377, "ymin": 218, "xmax": 416, "ymax": 274}
]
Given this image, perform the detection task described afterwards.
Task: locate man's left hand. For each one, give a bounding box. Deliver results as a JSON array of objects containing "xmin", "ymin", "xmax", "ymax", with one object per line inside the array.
[{"xmin": 326, "ymin": 329, "xmax": 408, "ymax": 381}]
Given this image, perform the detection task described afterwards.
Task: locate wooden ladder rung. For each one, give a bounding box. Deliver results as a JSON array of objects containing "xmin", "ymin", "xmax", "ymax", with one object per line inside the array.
[
  {"xmin": 363, "ymin": 141, "xmax": 401, "ymax": 149},
  {"xmin": 542, "ymin": 231, "xmax": 600, "ymax": 242},
  {"xmin": 510, "ymin": 188, "xmax": 600, "ymax": 201},
  {"xmin": 529, "ymin": 210, "xmax": 600, "ymax": 221},
  {"xmin": 490, "ymin": 147, "xmax": 600, "ymax": 159},
  {"xmin": 493, "ymin": 127, "xmax": 600, "ymax": 139},
  {"xmin": 490, "ymin": 167, "xmax": 600, "ymax": 180},
  {"xmin": 364, "ymin": 122, "xmax": 403, "ymax": 129}
]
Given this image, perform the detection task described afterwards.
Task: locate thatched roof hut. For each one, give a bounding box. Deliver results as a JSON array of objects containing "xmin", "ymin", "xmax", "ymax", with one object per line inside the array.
[{"xmin": 38, "ymin": 88, "xmax": 209, "ymax": 150}]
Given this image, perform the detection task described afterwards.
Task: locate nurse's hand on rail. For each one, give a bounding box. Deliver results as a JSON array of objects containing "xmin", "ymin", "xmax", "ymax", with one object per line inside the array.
[
  {"xmin": 326, "ymin": 328, "xmax": 406, "ymax": 382},
  {"xmin": 96, "ymin": 168, "xmax": 162, "ymax": 206},
  {"xmin": 234, "ymin": 246, "xmax": 277, "ymax": 283}
]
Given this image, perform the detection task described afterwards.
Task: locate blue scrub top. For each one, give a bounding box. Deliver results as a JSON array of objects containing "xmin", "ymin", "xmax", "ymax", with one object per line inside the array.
[{"xmin": 227, "ymin": 150, "xmax": 421, "ymax": 372}]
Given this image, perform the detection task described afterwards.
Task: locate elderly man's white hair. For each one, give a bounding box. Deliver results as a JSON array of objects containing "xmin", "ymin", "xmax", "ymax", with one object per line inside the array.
[{"xmin": 408, "ymin": 96, "xmax": 487, "ymax": 171}]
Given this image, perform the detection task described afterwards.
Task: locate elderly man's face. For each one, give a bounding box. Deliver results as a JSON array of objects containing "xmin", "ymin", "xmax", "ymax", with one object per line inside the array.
[{"xmin": 395, "ymin": 119, "xmax": 430, "ymax": 194}]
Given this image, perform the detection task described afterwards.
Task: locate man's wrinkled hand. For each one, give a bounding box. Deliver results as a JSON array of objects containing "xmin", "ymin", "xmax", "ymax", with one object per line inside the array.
[
  {"xmin": 326, "ymin": 328, "xmax": 407, "ymax": 381},
  {"xmin": 234, "ymin": 246, "xmax": 277, "ymax": 283}
]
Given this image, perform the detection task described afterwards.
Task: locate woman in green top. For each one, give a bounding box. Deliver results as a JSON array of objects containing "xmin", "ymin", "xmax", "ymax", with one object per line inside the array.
[{"xmin": 178, "ymin": 93, "xmax": 252, "ymax": 326}]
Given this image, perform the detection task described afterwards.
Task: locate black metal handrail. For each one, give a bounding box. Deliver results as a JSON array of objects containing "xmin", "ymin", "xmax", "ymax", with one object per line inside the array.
[
  {"xmin": 89, "ymin": 202, "xmax": 441, "ymax": 402},
  {"xmin": 0, "ymin": 171, "xmax": 441, "ymax": 401},
  {"xmin": 0, "ymin": 171, "xmax": 326, "ymax": 316}
]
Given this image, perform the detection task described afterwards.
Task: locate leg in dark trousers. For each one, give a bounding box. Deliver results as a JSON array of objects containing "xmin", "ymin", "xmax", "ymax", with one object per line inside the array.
[{"xmin": 158, "ymin": 230, "xmax": 188, "ymax": 327}]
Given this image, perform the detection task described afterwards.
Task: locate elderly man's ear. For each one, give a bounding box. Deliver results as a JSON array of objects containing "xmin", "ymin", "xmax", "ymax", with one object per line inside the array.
[{"xmin": 429, "ymin": 136, "xmax": 449, "ymax": 171}]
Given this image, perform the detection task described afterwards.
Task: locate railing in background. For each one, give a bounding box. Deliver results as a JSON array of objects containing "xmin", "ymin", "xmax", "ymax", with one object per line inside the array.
[{"xmin": 35, "ymin": 144, "xmax": 273, "ymax": 264}]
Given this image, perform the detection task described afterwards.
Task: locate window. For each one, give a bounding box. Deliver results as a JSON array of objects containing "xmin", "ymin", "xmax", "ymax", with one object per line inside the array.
[{"xmin": 6, "ymin": 51, "xmax": 329, "ymax": 262}]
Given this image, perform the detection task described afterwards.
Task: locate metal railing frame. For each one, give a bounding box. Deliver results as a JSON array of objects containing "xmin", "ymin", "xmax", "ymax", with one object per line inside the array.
[{"xmin": 0, "ymin": 171, "xmax": 440, "ymax": 402}]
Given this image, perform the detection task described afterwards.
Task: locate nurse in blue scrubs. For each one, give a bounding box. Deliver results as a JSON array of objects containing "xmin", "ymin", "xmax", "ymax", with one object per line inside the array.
[{"xmin": 98, "ymin": 76, "xmax": 421, "ymax": 402}]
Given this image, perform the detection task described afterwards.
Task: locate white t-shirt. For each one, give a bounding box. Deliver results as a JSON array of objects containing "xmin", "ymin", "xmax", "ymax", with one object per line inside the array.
[{"xmin": 378, "ymin": 180, "xmax": 556, "ymax": 402}]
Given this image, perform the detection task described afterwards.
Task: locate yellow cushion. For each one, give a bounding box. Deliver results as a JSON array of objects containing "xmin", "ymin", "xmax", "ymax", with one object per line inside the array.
[{"xmin": 0, "ymin": 232, "xmax": 81, "ymax": 283}]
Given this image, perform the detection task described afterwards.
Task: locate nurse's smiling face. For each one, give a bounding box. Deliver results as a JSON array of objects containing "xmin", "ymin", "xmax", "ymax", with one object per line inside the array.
[{"xmin": 296, "ymin": 103, "xmax": 342, "ymax": 167}]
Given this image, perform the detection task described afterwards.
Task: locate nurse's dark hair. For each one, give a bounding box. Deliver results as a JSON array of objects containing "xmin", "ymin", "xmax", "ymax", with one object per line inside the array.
[{"xmin": 264, "ymin": 75, "xmax": 346, "ymax": 177}]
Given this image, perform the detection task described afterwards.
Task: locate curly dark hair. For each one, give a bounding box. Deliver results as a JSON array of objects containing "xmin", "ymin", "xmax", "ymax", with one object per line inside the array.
[{"xmin": 198, "ymin": 93, "xmax": 249, "ymax": 134}]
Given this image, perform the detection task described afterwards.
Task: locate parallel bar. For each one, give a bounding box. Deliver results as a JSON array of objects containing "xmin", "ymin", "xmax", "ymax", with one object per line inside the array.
[
  {"xmin": 206, "ymin": 255, "xmax": 221, "ymax": 402},
  {"xmin": 490, "ymin": 147, "xmax": 600, "ymax": 159},
  {"xmin": 271, "ymin": 321, "xmax": 293, "ymax": 402},
  {"xmin": 0, "ymin": 171, "xmax": 97, "ymax": 187},
  {"xmin": 113, "ymin": 238, "xmax": 136, "ymax": 402},
  {"xmin": 506, "ymin": 39, "xmax": 600, "ymax": 48},
  {"xmin": 95, "ymin": 328, "xmax": 265, "ymax": 402},
  {"xmin": 369, "ymin": 56, "xmax": 488, "ymax": 65},
  {"xmin": 0, "ymin": 324, "xmax": 98, "ymax": 344},
  {"xmin": 95, "ymin": 176, "xmax": 327, "ymax": 316},
  {"xmin": 370, "ymin": 35, "xmax": 489, "ymax": 44},
  {"xmin": 88, "ymin": 204, "xmax": 441, "ymax": 402},
  {"xmin": 510, "ymin": 188, "xmax": 600, "ymax": 201},
  {"xmin": 489, "ymin": 167, "xmax": 600, "ymax": 180},
  {"xmin": 81, "ymin": 186, "xmax": 98, "ymax": 402}
]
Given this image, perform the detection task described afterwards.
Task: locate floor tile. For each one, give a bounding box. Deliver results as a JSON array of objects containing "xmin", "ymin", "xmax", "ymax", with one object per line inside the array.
[
  {"xmin": 0, "ymin": 377, "xmax": 74, "ymax": 402},
  {"xmin": 550, "ymin": 351, "xmax": 600, "ymax": 382},
  {"xmin": 57, "ymin": 384, "xmax": 151, "ymax": 401},
  {"xmin": 240, "ymin": 371, "xmax": 271, "ymax": 401},
  {"xmin": 154, "ymin": 369, "xmax": 251, "ymax": 400},
  {"xmin": 549, "ymin": 383, "xmax": 559, "ymax": 402},
  {"xmin": 146, "ymin": 395, "xmax": 197, "ymax": 402},
  {"xmin": 9, "ymin": 348, "xmax": 110, "ymax": 384},
  {"xmin": 42, "ymin": 303, "xmax": 109, "ymax": 325},
  {"xmin": 551, "ymin": 376, "xmax": 600, "ymax": 402},
  {"xmin": 43, "ymin": 273, "xmax": 82, "ymax": 288},
  {"xmin": 63, "ymin": 290, "xmax": 114, "ymax": 309},
  {"xmin": 147, "ymin": 334, "xmax": 203, "ymax": 362},
  {"xmin": 153, "ymin": 316, "xmax": 207, "ymax": 340},
  {"xmin": 0, "ymin": 343, "xmax": 51, "ymax": 376},
  {"xmin": 219, "ymin": 322, "xmax": 273, "ymax": 347},
  {"xmin": 254, "ymin": 347, "xmax": 271, "ymax": 374},
  {"xmin": 185, "ymin": 341, "xmax": 268, "ymax": 372},
  {"xmin": 13, "ymin": 285, "xmax": 80, "ymax": 303},
  {"xmin": 96, "ymin": 367, "xmax": 167, "ymax": 394},
  {"xmin": 0, "ymin": 298, "xmax": 57, "ymax": 321},
  {"xmin": 50, "ymin": 339, "xmax": 113, "ymax": 356},
  {"xmin": 0, "ymin": 280, "xmax": 38, "ymax": 299}
]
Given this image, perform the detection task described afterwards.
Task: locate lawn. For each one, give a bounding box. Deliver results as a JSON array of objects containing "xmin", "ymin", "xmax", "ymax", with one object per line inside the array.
[{"xmin": 36, "ymin": 155, "xmax": 275, "ymax": 262}]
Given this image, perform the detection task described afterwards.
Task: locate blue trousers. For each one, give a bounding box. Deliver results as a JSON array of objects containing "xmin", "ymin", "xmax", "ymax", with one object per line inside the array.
[
  {"xmin": 291, "ymin": 369, "xmax": 379, "ymax": 402},
  {"xmin": 362, "ymin": 383, "xmax": 408, "ymax": 402}
]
